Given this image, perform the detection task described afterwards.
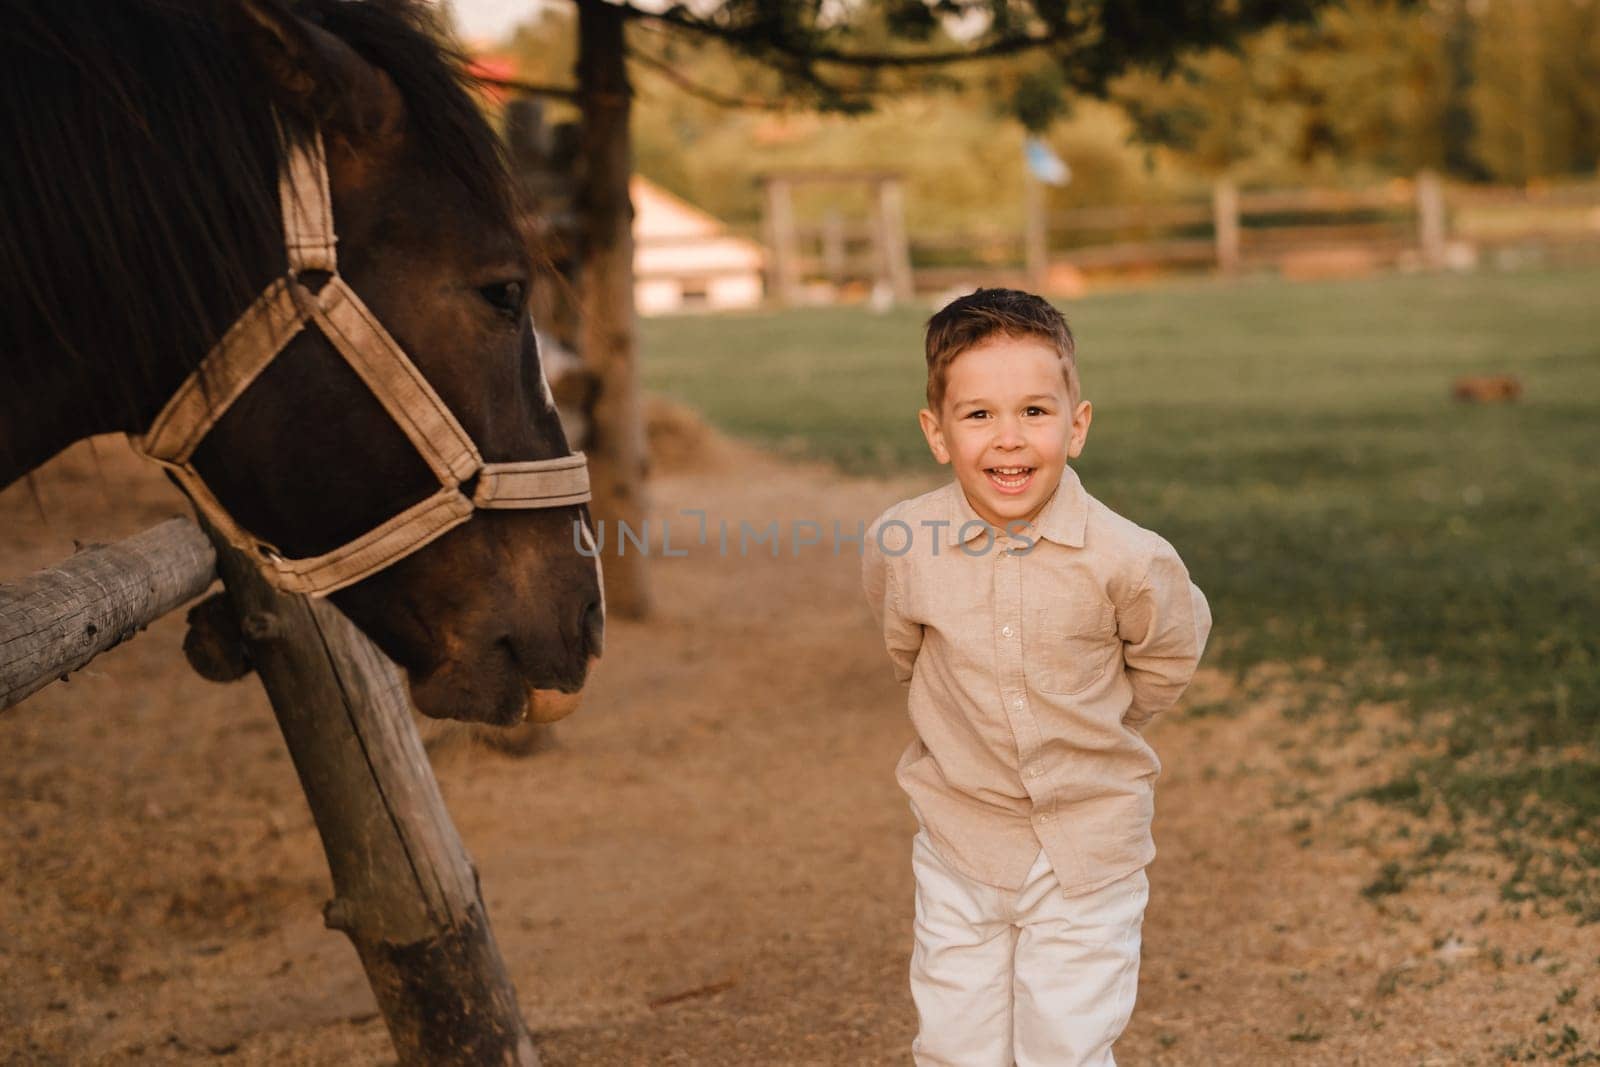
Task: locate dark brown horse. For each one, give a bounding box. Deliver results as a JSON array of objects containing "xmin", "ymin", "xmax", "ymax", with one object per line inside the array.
[{"xmin": 0, "ymin": 0, "xmax": 602, "ymax": 724}]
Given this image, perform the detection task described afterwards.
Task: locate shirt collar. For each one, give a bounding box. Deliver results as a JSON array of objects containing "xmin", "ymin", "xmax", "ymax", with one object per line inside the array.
[{"xmin": 943, "ymin": 466, "xmax": 1089, "ymax": 549}]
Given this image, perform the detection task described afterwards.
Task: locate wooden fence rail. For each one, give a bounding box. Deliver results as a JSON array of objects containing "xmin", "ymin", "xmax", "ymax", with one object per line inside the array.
[
  {"xmin": 0, "ymin": 517, "xmax": 216, "ymax": 711},
  {"xmin": 893, "ymin": 171, "xmax": 1600, "ymax": 293},
  {"xmin": 761, "ymin": 172, "xmax": 1600, "ymax": 302}
]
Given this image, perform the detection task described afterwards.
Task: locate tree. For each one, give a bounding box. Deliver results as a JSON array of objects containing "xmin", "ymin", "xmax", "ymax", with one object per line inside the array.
[
  {"xmin": 608, "ymin": 0, "xmax": 1327, "ymax": 120},
  {"xmin": 1107, "ymin": 0, "xmax": 1600, "ymax": 185},
  {"xmin": 506, "ymin": 0, "xmax": 1333, "ymax": 617},
  {"xmin": 1469, "ymin": 0, "xmax": 1600, "ymax": 182},
  {"xmin": 1109, "ymin": 1, "xmax": 1457, "ymax": 181}
]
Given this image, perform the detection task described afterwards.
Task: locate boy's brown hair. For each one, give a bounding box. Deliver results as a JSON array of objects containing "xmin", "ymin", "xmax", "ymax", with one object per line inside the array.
[{"xmin": 924, "ymin": 288, "xmax": 1078, "ymax": 412}]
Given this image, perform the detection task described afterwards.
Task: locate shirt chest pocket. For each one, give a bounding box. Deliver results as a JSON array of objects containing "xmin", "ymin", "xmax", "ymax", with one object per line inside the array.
[{"xmin": 1024, "ymin": 591, "xmax": 1117, "ymax": 696}]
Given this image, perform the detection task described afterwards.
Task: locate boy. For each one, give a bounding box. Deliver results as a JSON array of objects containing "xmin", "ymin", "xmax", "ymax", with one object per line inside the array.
[{"xmin": 862, "ymin": 288, "xmax": 1211, "ymax": 1066}]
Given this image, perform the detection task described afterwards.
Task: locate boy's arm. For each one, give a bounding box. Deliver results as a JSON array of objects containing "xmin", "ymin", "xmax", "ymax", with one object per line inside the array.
[
  {"xmin": 1117, "ymin": 539, "xmax": 1212, "ymax": 729},
  {"xmin": 862, "ymin": 519, "xmax": 923, "ymax": 684}
]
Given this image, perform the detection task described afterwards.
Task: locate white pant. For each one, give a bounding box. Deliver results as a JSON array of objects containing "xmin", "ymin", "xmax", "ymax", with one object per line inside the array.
[{"xmin": 909, "ymin": 830, "xmax": 1148, "ymax": 1067}]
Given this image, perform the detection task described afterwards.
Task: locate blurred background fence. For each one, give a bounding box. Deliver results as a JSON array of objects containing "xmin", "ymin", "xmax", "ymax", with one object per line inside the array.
[
  {"xmin": 888, "ymin": 174, "xmax": 1600, "ymax": 298},
  {"xmin": 510, "ymin": 146, "xmax": 1600, "ymax": 309}
]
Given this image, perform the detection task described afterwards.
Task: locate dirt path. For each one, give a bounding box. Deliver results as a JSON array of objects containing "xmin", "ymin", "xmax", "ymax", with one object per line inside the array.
[{"xmin": 2, "ymin": 434, "xmax": 1594, "ymax": 1065}]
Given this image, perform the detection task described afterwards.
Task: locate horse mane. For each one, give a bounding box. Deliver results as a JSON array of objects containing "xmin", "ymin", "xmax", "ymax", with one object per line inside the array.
[{"xmin": 0, "ymin": 0, "xmax": 511, "ymax": 431}]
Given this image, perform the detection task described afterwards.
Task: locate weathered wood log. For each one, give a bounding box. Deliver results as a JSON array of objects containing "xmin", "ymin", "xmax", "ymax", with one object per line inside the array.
[
  {"xmin": 0, "ymin": 517, "xmax": 216, "ymax": 711},
  {"xmin": 206, "ymin": 529, "xmax": 538, "ymax": 1066}
]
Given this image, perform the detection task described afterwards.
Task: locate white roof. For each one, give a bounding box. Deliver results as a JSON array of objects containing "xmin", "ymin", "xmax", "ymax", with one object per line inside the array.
[{"xmin": 632, "ymin": 177, "xmax": 765, "ymax": 277}]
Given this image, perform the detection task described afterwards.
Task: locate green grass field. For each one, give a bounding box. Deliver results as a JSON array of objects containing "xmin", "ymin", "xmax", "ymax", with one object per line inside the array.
[{"xmin": 642, "ymin": 266, "xmax": 1600, "ymax": 911}]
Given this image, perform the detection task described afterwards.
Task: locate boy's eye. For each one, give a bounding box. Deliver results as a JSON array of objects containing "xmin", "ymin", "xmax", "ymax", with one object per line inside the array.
[
  {"xmin": 1025, "ymin": 406, "xmax": 1049, "ymax": 417},
  {"xmin": 965, "ymin": 410, "xmax": 990, "ymax": 420}
]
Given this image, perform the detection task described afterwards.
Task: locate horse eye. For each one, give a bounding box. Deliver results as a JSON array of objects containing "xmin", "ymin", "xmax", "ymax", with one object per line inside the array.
[{"xmin": 478, "ymin": 280, "xmax": 526, "ymax": 317}]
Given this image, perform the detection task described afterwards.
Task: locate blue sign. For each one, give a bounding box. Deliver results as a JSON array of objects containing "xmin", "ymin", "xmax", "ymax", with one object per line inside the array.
[{"xmin": 1025, "ymin": 137, "xmax": 1072, "ymax": 186}]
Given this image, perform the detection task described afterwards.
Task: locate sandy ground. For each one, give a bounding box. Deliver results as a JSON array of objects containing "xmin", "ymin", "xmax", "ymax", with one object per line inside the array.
[{"xmin": 2, "ymin": 428, "xmax": 1596, "ymax": 1066}]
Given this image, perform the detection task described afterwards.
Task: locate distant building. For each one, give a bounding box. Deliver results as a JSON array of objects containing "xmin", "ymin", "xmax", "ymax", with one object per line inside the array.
[{"xmin": 632, "ymin": 177, "xmax": 765, "ymax": 315}]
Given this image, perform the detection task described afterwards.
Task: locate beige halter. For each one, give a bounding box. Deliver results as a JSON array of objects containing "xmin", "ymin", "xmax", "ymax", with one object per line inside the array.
[{"xmin": 132, "ymin": 129, "xmax": 590, "ymax": 597}]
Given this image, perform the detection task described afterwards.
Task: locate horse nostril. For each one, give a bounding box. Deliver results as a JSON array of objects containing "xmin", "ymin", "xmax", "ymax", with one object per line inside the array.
[{"xmin": 581, "ymin": 600, "xmax": 604, "ymax": 658}]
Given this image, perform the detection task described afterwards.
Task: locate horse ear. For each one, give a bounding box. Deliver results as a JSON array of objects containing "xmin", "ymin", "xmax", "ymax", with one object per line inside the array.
[{"xmin": 233, "ymin": 0, "xmax": 405, "ymax": 147}]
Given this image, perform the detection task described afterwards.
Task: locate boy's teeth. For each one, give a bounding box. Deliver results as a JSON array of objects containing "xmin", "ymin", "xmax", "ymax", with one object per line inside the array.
[{"xmin": 987, "ymin": 466, "xmax": 1032, "ymax": 489}]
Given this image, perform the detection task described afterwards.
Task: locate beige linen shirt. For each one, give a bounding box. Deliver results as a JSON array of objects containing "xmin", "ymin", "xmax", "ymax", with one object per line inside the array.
[{"xmin": 863, "ymin": 467, "xmax": 1211, "ymax": 895}]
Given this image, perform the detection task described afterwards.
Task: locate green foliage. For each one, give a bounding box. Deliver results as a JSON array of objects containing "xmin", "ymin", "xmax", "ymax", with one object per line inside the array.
[
  {"xmin": 501, "ymin": 5, "xmax": 578, "ymax": 89},
  {"xmin": 1111, "ymin": 0, "xmax": 1600, "ymax": 183},
  {"xmin": 611, "ymin": 0, "xmax": 1327, "ymax": 110},
  {"xmin": 626, "ymin": 75, "xmax": 1195, "ymax": 239},
  {"xmin": 1113, "ymin": 1, "xmax": 1457, "ymax": 180},
  {"xmin": 1469, "ymin": 0, "xmax": 1600, "ymax": 181},
  {"xmin": 493, "ymin": 0, "xmax": 1332, "ymax": 141},
  {"xmin": 495, "ymin": 0, "xmax": 1600, "ymax": 261},
  {"xmin": 1008, "ymin": 60, "xmax": 1070, "ymax": 133},
  {"xmin": 494, "ymin": 9, "xmax": 1210, "ymax": 236},
  {"xmin": 494, "ymin": 0, "xmax": 1600, "ymax": 240}
]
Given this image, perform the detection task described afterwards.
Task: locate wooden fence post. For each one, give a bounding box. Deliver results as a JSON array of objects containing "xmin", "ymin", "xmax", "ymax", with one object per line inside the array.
[
  {"xmin": 1213, "ymin": 179, "xmax": 1241, "ymax": 275},
  {"xmin": 822, "ymin": 209, "xmax": 846, "ymax": 287},
  {"xmin": 1416, "ymin": 169, "xmax": 1448, "ymax": 269},
  {"xmin": 764, "ymin": 177, "xmax": 802, "ymax": 305},
  {"xmin": 208, "ymin": 531, "xmax": 538, "ymax": 1066},
  {"xmin": 1024, "ymin": 173, "xmax": 1049, "ymax": 291},
  {"xmin": 877, "ymin": 177, "xmax": 915, "ymax": 303}
]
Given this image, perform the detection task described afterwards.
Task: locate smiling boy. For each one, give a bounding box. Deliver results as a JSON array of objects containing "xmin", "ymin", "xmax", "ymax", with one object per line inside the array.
[{"xmin": 863, "ymin": 288, "xmax": 1212, "ymax": 1066}]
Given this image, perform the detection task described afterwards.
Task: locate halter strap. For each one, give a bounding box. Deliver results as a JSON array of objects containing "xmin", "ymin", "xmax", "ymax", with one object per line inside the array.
[
  {"xmin": 132, "ymin": 128, "xmax": 590, "ymax": 597},
  {"xmin": 282, "ymin": 127, "xmax": 337, "ymax": 274}
]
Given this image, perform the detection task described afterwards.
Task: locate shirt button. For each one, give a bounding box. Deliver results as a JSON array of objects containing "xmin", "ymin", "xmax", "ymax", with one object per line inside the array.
[
  {"xmin": 1028, "ymin": 763, "xmax": 1042, "ymax": 777},
  {"xmin": 1001, "ymin": 626, "xmax": 1014, "ymax": 637},
  {"xmin": 1013, "ymin": 698, "xmax": 1024, "ymax": 709},
  {"xmin": 1038, "ymin": 812, "xmax": 1052, "ymax": 824}
]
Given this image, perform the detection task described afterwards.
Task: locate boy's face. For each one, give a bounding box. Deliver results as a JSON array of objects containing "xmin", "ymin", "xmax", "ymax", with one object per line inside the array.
[{"xmin": 918, "ymin": 336, "xmax": 1092, "ymax": 531}]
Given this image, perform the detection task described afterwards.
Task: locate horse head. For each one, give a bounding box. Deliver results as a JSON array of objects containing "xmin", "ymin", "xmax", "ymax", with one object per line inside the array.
[{"xmin": 0, "ymin": 0, "xmax": 602, "ymax": 724}]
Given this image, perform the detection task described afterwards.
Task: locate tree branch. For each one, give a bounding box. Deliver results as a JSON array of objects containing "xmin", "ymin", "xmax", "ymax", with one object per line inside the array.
[
  {"xmin": 471, "ymin": 73, "xmax": 582, "ymax": 103},
  {"xmin": 610, "ymin": 1, "xmax": 1064, "ymax": 68},
  {"xmin": 625, "ymin": 44, "xmax": 795, "ymax": 110},
  {"xmin": 469, "ymin": 20, "xmax": 875, "ymax": 112}
]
